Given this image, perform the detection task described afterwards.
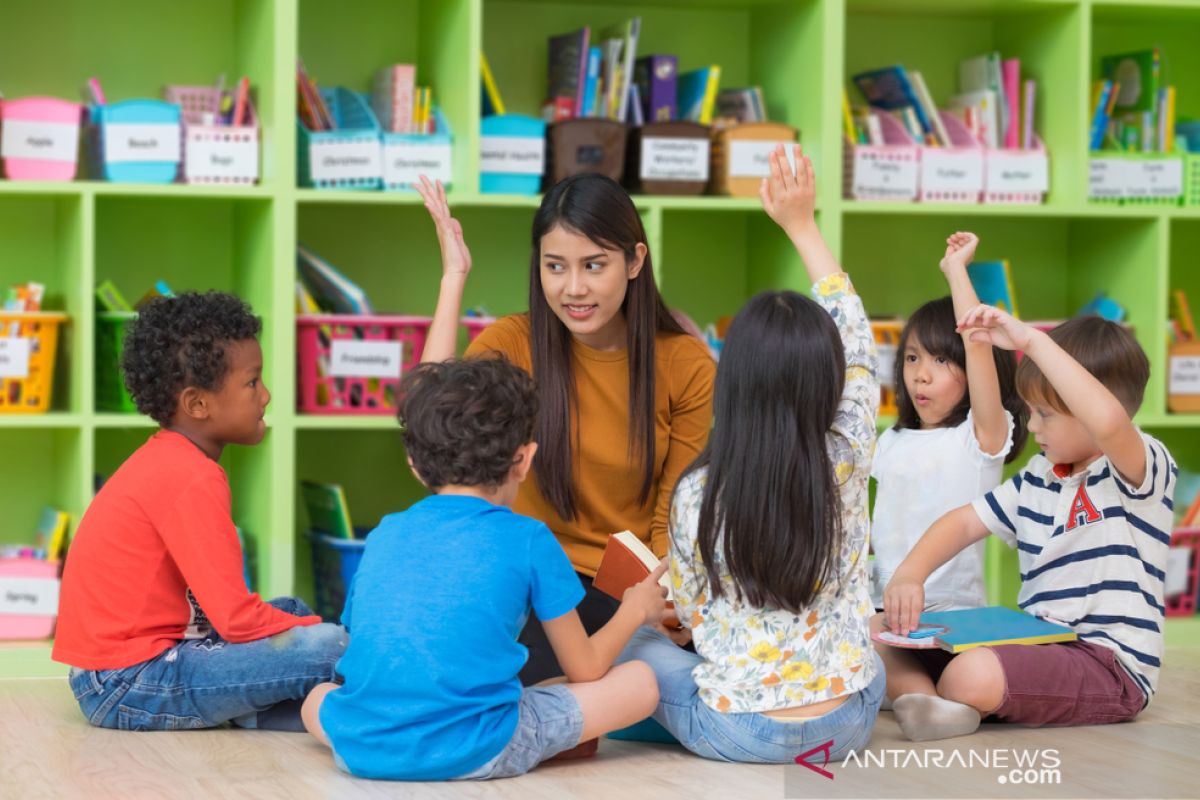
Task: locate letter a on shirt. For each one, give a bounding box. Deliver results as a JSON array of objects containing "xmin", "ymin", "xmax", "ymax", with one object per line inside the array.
[{"xmin": 1065, "ymin": 484, "xmax": 1102, "ymax": 531}]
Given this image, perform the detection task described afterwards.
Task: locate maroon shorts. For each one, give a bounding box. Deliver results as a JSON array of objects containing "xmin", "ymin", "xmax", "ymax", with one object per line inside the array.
[{"xmin": 914, "ymin": 640, "xmax": 1147, "ymax": 727}]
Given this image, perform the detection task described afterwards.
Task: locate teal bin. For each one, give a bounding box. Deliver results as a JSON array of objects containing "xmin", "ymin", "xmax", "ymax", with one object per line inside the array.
[
  {"xmin": 298, "ymin": 88, "xmax": 382, "ymax": 190},
  {"xmin": 480, "ymin": 114, "xmax": 546, "ymax": 195},
  {"xmin": 308, "ymin": 527, "xmax": 370, "ymax": 621},
  {"xmin": 90, "ymin": 99, "xmax": 182, "ymax": 183}
]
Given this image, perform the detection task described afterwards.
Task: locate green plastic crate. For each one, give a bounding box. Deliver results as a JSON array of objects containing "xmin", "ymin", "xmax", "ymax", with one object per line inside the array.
[
  {"xmin": 1185, "ymin": 152, "xmax": 1200, "ymax": 207},
  {"xmin": 96, "ymin": 312, "xmax": 137, "ymax": 412}
]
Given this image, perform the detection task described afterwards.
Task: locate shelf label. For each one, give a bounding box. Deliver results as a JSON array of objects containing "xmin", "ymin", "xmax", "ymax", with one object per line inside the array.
[
  {"xmin": 186, "ymin": 134, "xmax": 259, "ymax": 181},
  {"xmin": 383, "ymin": 140, "xmax": 452, "ymax": 185},
  {"xmin": 852, "ymin": 151, "xmax": 918, "ymax": 200},
  {"xmin": 1088, "ymin": 158, "xmax": 1127, "ymax": 199},
  {"xmin": 104, "ymin": 123, "xmax": 181, "ymax": 163},
  {"xmin": 921, "ymin": 150, "xmax": 984, "ymax": 194},
  {"xmin": 1169, "ymin": 355, "xmax": 1200, "ymax": 395},
  {"xmin": 330, "ymin": 340, "xmax": 403, "ymax": 379},
  {"xmin": 876, "ymin": 342, "xmax": 897, "ymax": 387},
  {"xmin": 0, "ymin": 338, "xmax": 31, "ymax": 379},
  {"xmin": 1, "ymin": 119, "xmax": 79, "ymax": 163},
  {"xmin": 1126, "ymin": 159, "xmax": 1183, "ymax": 198},
  {"xmin": 727, "ymin": 140, "xmax": 795, "ymax": 178},
  {"xmin": 986, "ymin": 150, "xmax": 1048, "ymax": 194},
  {"xmin": 480, "ymin": 136, "xmax": 545, "ymax": 175},
  {"xmin": 0, "ymin": 577, "xmax": 59, "ymax": 617},
  {"xmin": 641, "ymin": 137, "xmax": 710, "ymax": 182},
  {"xmin": 309, "ymin": 137, "xmax": 382, "ymax": 182}
]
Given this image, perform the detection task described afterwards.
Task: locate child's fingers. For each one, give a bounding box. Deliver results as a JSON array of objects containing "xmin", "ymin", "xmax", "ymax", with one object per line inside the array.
[
  {"xmin": 648, "ymin": 559, "xmax": 669, "ymax": 583},
  {"xmin": 768, "ymin": 148, "xmax": 786, "ymax": 191},
  {"xmin": 758, "ymin": 177, "xmax": 775, "ymax": 215},
  {"xmin": 802, "ymin": 154, "xmax": 815, "ymax": 195}
]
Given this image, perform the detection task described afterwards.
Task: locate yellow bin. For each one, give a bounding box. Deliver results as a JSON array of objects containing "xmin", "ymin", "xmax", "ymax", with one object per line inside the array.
[{"xmin": 0, "ymin": 312, "xmax": 68, "ymax": 413}]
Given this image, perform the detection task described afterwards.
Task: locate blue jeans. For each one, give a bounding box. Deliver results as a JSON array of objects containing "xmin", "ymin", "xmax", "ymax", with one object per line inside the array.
[
  {"xmin": 68, "ymin": 597, "xmax": 348, "ymax": 731},
  {"xmin": 617, "ymin": 626, "xmax": 884, "ymax": 763}
]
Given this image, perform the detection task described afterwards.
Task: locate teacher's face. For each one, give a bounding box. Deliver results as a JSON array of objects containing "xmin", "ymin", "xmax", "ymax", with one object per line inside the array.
[{"xmin": 539, "ymin": 224, "xmax": 646, "ymax": 351}]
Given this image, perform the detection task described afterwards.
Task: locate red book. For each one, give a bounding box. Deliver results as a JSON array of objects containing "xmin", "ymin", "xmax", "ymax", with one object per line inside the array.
[{"xmin": 593, "ymin": 531, "xmax": 680, "ymax": 629}]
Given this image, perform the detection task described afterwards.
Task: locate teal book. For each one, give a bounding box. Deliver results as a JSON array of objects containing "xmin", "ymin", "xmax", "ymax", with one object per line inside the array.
[
  {"xmin": 967, "ymin": 259, "xmax": 1018, "ymax": 317},
  {"xmin": 873, "ymin": 606, "xmax": 1077, "ymax": 653}
]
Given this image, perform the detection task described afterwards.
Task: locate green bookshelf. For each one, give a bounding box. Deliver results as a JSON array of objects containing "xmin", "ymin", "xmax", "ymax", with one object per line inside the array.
[{"xmin": 2, "ymin": 0, "xmax": 1199, "ymax": 678}]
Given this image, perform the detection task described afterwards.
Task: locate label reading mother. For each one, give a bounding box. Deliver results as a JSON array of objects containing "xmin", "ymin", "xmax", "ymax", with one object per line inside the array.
[
  {"xmin": 384, "ymin": 140, "xmax": 452, "ymax": 185},
  {"xmin": 641, "ymin": 137, "xmax": 710, "ymax": 181},
  {"xmin": 331, "ymin": 340, "xmax": 403, "ymax": 379},
  {"xmin": 1, "ymin": 120, "xmax": 79, "ymax": 163},
  {"xmin": 986, "ymin": 150, "xmax": 1049, "ymax": 194},
  {"xmin": 310, "ymin": 138, "xmax": 382, "ymax": 182},
  {"xmin": 104, "ymin": 123, "xmax": 181, "ymax": 163},
  {"xmin": 480, "ymin": 136, "xmax": 545, "ymax": 175}
]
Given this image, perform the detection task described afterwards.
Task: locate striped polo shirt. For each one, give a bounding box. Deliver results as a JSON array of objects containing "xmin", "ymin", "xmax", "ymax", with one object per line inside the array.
[{"xmin": 972, "ymin": 431, "xmax": 1175, "ymax": 702}]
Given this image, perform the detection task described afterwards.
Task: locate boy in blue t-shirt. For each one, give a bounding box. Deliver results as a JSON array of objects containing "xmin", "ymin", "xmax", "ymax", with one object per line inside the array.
[{"xmin": 301, "ymin": 357, "xmax": 668, "ymax": 781}]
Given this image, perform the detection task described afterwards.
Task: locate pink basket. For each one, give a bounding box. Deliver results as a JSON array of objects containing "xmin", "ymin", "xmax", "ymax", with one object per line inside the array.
[
  {"xmin": 164, "ymin": 85, "xmax": 259, "ymax": 185},
  {"xmin": 1167, "ymin": 528, "xmax": 1200, "ymax": 617},
  {"xmin": 0, "ymin": 97, "xmax": 82, "ymax": 181},
  {"xmin": 0, "ymin": 557, "xmax": 59, "ymax": 640},
  {"xmin": 297, "ymin": 314, "xmax": 431, "ymax": 415},
  {"xmin": 461, "ymin": 316, "xmax": 496, "ymax": 342}
]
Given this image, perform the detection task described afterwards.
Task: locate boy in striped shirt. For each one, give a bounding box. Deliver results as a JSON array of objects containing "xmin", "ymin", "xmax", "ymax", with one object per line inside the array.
[{"xmin": 883, "ymin": 306, "xmax": 1173, "ymax": 741}]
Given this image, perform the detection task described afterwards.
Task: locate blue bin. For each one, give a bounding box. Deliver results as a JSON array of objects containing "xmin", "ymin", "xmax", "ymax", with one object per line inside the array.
[
  {"xmin": 90, "ymin": 99, "xmax": 182, "ymax": 183},
  {"xmin": 308, "ymin": 527, "xmax": 370, "ymax": 621},
  {"xmin": 480, "ymin": 114, "xmax": 546, "ymax": 195},
  {"xmin": 298, "ymin": 88, "xmax": 382, "ymax": 190},
  {"xmin": 382, "ymin": 108, "xmax": 453, "ymax": 192}
]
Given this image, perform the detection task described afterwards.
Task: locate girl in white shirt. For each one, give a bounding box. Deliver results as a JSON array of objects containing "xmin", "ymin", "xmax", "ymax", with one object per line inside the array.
[{"xmin": 869, "ymin": 233, "xmax": 1027, "ymax": 704}]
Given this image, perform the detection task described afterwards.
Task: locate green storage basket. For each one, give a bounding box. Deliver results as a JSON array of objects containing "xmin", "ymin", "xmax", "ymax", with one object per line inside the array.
[
  {"xmin": 96, "ymin": 311, "xmax": 138, "ymax": 412},
  {"xmin": 1185, "ymin": 152, "xmax": 1200, "ymax": 207},
  {"xmin": 1089, "ymin": 151, "xmax": 1185, "ymax": 207}
]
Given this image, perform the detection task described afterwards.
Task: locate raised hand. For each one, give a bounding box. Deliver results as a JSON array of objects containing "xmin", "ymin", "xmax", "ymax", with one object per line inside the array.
[
  {"xmin": 957, "ymin": 303, "xmax": 1033, "ymax": 352},
  {"xmin": 758, "ymin": 143, "xmax": 816, "ymax": 238},
  {"xmin": 940, "ymin": 231, "xmax": 979, "ymax": 275},
  {"xmin": 415, "ymin": 175, "xmax": 472, "ymax": 279}
]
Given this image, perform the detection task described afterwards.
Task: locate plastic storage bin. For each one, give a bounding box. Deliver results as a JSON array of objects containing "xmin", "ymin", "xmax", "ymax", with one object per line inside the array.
[
  {"xmin": 382, "ymin": 108, "xmax": 453, "ymax": 191},
  {"xmin": 1166, "ymin": 528, "xmax": 1200, "ymax": 617},
  {"xmin": 462, "ymin": 315, "xmax": 496, "ymax": 343},
  {"xmin": 298, "ymin": 88, "xmax": 383, "ymax": 190},
  {"xmin": 545, "ymin": 118, "xmax": 627, "ymax": 186},
  {"xmin": 88, "ymin": 99, "xmax": 182, "ymax": 183},
  {"xmin": 710, "ymin": 122, "xmax": 798, "ymax": 197},
  {"xmin": 0, "ymin": 96, "xmax": 82, "ymax": 181},
  {"xmin": 843, "ymin": 112, "xmax": 920, "ymax": 202},
  {"xmin": 480, "ymin": 114, "xmax": 546, "ymax": 195},
  {"xmin": 165, "ymin": 85, "xmax": 260, "ymax": 185},
  {"xmin": 625, "ymin": 120, "xmax": 710, "ymax": 195},
  {"xmin": 297, "ymin": 314, "xmax": 432, "ymax": 415},
  {"xmin": 0, "ymin": 557, "xmax": 59, "ymax": 640},
  {"xmin": 308, "ymin": 529, "xmax": 369, "ymax": 622},
  {"xmin": 96, "ymin": 311, "xmax": 137, "ymax": 412},
  {"xmin": 984, "ymin": 138, "xmax": 1049, "ymax": 205},
  {"xmin": 0, "ymin": 312, "xmax": 68, "ymax": 414},
  {"xmin": 1089, "ymin": 152, "xmax": 1184, "ymax": 206},
  {"xmin": 918, "ymin": 111, "xmax": 984, "ymax": 204}
]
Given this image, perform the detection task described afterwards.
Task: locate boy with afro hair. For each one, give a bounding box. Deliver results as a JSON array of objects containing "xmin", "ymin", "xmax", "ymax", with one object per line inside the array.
[{"xmin": 55, "ymin": 291, "xmax": 346, "ymax": 731}]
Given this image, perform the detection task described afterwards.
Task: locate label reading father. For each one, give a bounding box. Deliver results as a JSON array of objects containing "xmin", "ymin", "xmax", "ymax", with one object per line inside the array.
[
  {"xmin": 921, "ymin": 151, "xmax": 984, "ymax": 193},
  {"xmin": 480, "ymin": 136, "xmax": 545, "ymax": 175},
  {"xmin": 104, "ymin": 123, "xmax": 181, "ymax": 163},
  {"xmin": 853, "ymin": 153, "xmax": 918, "ymax": 199},
  {"xmin": 384, "ymin": 141, "xmax": 452, "ymax": 185},
  {"xmin": 1, "ymin": 120, "xmax": 79, "ymax": 163},
  {"xmin": 310, "ymin": 138, "xmax": 382, "ymax": 182},
  {"xmin": 641, "ymin": 137, "xmax": 710, "ymax": 181},
  {"xmin": 187, "ymin": 136, "xmax": 258, "ymax": 181},
  {"xmin": 0, "ymin": 338, "xmax": 31, "ymax": 379},
  {"xmin": 330, "ymin": 340, "xmax": 403, "ymax": 379}
]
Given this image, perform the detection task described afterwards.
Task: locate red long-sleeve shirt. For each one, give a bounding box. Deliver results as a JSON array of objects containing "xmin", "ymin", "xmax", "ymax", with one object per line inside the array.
[{"xmin": 53, "ymin": 430, "xmax": 319, "ymax": 670}]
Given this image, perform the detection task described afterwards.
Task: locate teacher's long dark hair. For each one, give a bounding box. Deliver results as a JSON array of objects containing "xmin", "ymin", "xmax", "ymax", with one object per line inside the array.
[
  {"xmin": 529, "ymin": 174, "xmax": 684, "ymax": 521},
  {"xmin": 688, "ymin": 291, "xmax": 846, "ymax": 612}
]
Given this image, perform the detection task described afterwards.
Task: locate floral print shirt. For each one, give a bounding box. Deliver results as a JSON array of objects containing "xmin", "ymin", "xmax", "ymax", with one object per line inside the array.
[{"xmin": 668, "ymin": 272, "xmax": 879, "ymax": 713}]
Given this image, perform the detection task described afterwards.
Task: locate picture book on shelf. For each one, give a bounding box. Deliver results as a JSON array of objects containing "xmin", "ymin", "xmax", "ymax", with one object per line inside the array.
[
  {"xmin": 872, "ymin": 606, "xmax": 1077, "ymax": 653},
  {"xmin": 301, "ymin": 480, "xmax": 355, "ymax": 540},
  {"xmin": 481, "ymin": 51, "xmax": 506, "ymax": 116},
  {"xmin": 545, "ymin": 27, "xmax": 590, "ymax": 121},
  {"xmin": 95, "ymin": 280, "xmax": 132, "ymax": 313},
  {"xmin": 678, "ymin": 66, "xmax": 721, "ymax": 125},
  {"xmin": 1102, "ymin": 48, "xmax": 1160, "ymax": 114},
  {"xmin": 967, "ymin": 260, "xmax": 1018, "ymax": 316},
  {"xmin": 296, "ymin": 244, "xmax": 372, "ymax": 315},
  {"xmin": 634, "ymin": 54, "xmax": 677, "ymax": 123}
]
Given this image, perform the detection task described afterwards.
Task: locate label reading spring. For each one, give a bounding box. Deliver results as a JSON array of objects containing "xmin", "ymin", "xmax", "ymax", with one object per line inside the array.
[
  {"xmin": 0, "ymin": 577, "xmax": 59, "ymax": 617},
  {"xmin": 104, "ymin": 123, "xmax": 181, "ymax": 163},
  {"xmin": 330, "ymin": 340, "xmax": 403, "ymax": 379},
  {"xmin": 641, "ymin": 137, "xmax": 710, "ymax": 182}
]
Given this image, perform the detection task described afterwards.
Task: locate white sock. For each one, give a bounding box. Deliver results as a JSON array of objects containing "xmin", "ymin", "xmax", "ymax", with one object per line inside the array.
[{"xmin": 893, "ymin": 694, "xmax": 981, "ymax": 742}]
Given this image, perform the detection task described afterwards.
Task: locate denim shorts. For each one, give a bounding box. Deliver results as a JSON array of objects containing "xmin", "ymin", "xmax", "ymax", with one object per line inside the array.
[{"xmin": 452, "ymin": 684, "xmax": 584, "ymax": 780}]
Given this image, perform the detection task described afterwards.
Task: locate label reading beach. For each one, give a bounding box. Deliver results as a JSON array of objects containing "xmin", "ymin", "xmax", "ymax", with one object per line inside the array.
[
  {"xmin": 1, "ymin": 120, "xmax": 78, "ymax": 162},
  {"xmin": 641, "ymin": 137, "xmax": 710, "ymax": 181},
  {"xmin": 853, "ymin": 152, "xmax": 918, "ymax": 199},
  {"xmin": 1125, "ymin": 159, "xmax": 1183, "ymax": 198},
  {"xmin": 921, "ymin": 151, "xmax": 984, "ymax": 193},
  {"xmin": 383, "ymin": 141, "xmax": 452, "ymax": 185},
  {"xmin": 986, "ymin": 150, "xmax": 1049, "ymax": 194},
  {"xmin": 480, "ymin": 136, "xmax": 545, "ymax": 175},
  {"xmin": 310, "ymin": 138, "xmax": 382, "ymax": 182},
  {"xmin": 104, "ymin": 123, "xmax": 181, "ymax": 163},
  {"xmin": 1169, "ymin": 355, "xmax": 1200, "ymax": 395},
  {"xmin": 1088, "ymin": 158, "xmax": 1127, "ymax": 198},
  {"xmin": 330, "ymin": 340, "xmax": 403, "ymax": 379},
  {"xmin": 727, "ymin": 140, "xmax": 795, "ymax": 177},
  {"xmin": 0, "ymin": 577, "xmax": 59, "ymax": 616},
  {"xmin": 187, "ymin": 135, "xmax": 258, "ymax": 181},
  {"xmin": 0, "ymin": 338, "xmax": 31, "ymax": 379}
]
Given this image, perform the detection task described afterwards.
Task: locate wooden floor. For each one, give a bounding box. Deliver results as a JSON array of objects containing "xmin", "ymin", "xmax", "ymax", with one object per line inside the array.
[{"xmin": 4, "ymin": 648, "xmax": 1199, "ymax": 799}]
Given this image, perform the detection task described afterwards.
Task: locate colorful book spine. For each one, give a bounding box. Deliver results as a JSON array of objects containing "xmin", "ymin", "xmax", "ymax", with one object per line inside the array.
[
  {"xmin": 1089, "ymin": 80, "xmax": 1114, "ymax": 151},
  {"xmin": 581, "ymin": 47, "xmax": 602, "ymax": 117},
  {"xmin": 1021, "ymin": 79, "xmax": 1036, "ymax": 149},
  {"xmin": 635, "ymin": 54, "xmax": 677, "ymax": 123},
  {"xmin": 481, "ymin": 52, "xmax": 506, "ymax": 116},
  {"xmin": 1002, "ymin": 58, "xmax": 1020, "ymax": 149}
]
